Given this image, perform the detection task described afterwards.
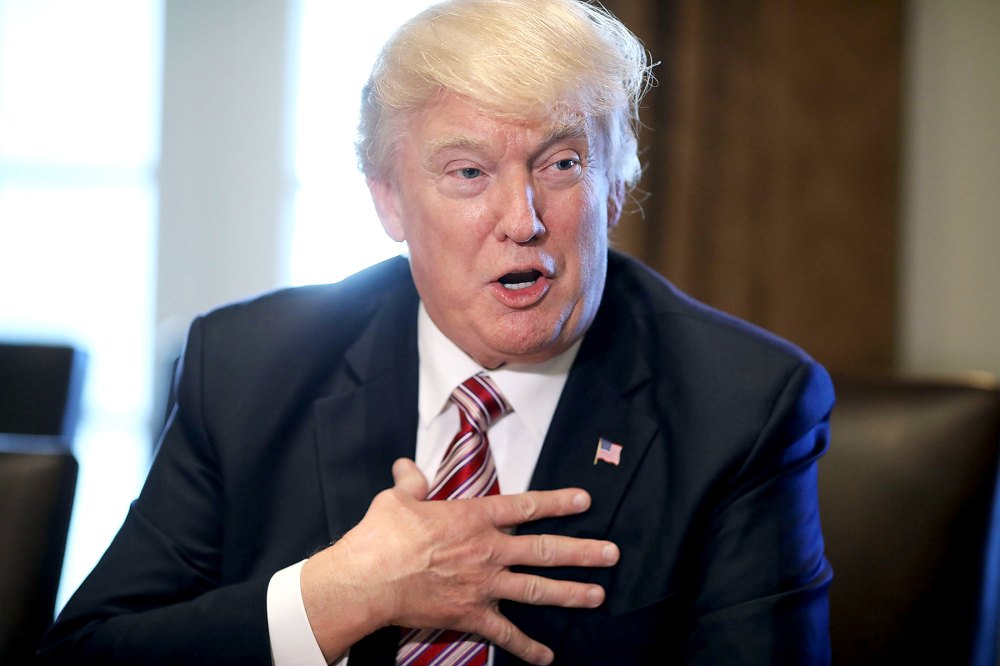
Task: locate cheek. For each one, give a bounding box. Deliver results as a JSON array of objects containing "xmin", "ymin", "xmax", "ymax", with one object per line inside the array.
[
  {"xmin": 570, "ymin": 182, "xmax": 610, "ymax": 254},
  {"xmin": 562, "ymin": 184, "xmax": 610, "ymax": 300},
  {"xmin": 409, "ymin": 194, "xmax": 493, "ymax": 249},
  {"xmin": 405, "ymin": 207, "xmax": 490, "ymax": 295}
]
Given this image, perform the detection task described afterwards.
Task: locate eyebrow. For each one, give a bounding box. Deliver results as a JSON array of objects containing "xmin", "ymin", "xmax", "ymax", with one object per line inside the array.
[
  {"xmin": 423, "ymin": 136, "xmax": 489, "ymax": 168},
  {"xmin": 421, "ymin": 118, "xmax": 592, "ymax": 170},
  {"xmin": 533, "ymin": 121, "xmax": 592, "ymax": 164},
  {"xmin": 538, "ymin": 120, "xmax": 590, "ymax": 152}
]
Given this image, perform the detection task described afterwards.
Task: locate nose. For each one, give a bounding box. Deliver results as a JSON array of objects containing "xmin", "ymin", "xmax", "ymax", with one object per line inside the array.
[{"xmin": 495, "ymin": 178, "xmax": 545, "ymax": 243}]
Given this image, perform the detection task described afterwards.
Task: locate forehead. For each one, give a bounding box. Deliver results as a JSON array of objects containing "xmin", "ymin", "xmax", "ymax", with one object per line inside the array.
[{"xmin": 406, "ymin": 94, "xmax": 597, "ymax": 160}]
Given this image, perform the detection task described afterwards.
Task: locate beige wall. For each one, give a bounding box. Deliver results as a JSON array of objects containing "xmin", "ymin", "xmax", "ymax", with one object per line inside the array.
[
  {"xmin": 900, "ymin": 0, "xmax": 1000, "ymax": 378},
  {"xmin": 154, "ymin": 0, "xmax": 298, "ymax": 418},
  {"xmin": 156, "ymin": 0, "xmax": 297, "ymax": 353}
]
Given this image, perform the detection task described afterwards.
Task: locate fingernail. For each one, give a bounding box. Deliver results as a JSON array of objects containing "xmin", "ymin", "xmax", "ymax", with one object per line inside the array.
[
  {"xmin": 602, "ymin": 544, "xmax": 619, "ymax": 563},
  {"xmin": 572, "ymin": 492, "xmax": 590, "ymax": 511},
  {"xmin": 586, "ymin": 586, "xmax": 605, "ymax": 605}
]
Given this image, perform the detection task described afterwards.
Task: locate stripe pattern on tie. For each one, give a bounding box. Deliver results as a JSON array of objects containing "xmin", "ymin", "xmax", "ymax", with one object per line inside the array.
[{"xmin": 396, "ymin": 373, "xmax": 512, "ymax": 666}]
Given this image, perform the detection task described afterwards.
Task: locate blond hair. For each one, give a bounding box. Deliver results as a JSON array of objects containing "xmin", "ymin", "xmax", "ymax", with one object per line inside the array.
[{"xmin": 357, "ymin": 0, "xmax": 653, "ymax": 188}]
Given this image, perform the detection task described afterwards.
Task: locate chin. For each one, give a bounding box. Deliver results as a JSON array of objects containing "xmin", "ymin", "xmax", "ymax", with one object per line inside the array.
[
  {"xmin": 485, "ymin": 326, "xmax": 569, "ymax": 365},
  {"xmin": 471, "ymin": 300, "xmax": 588, "ymax": 365}
]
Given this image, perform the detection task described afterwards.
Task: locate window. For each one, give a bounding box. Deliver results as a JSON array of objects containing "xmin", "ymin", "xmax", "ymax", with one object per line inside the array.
[
  {"xmin": 0, "ymin": 0, "xmax": 434, "ymax": 615},
  {"xmin": 290, "ymin": 0, "xmax": 434, "ymax": 285},
  {"xmin": 0, "ymin": 0, "xmax": 162, "ymax": 609}
]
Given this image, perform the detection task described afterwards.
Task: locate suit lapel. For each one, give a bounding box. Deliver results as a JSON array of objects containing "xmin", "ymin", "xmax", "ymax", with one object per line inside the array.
[
  {"xmin": 311, "ymin": 282, "xmax": 421, "ymax": 666},
  {"xmin": 312, "ymin": 282, "xmax": 420, "ymax": 541},
  {"xmin": 499, "ymin": 277, "xmax": 661, "ymax": 663},
  {"xmin": 525, "ymin": 353, "xmax": 658, "ymax": 535}
]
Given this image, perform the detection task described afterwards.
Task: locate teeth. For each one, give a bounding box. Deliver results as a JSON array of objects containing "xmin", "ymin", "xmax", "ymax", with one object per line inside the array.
[{"xmin": 500, "ymin": 270, "xmax": 542, "ymax": 290}]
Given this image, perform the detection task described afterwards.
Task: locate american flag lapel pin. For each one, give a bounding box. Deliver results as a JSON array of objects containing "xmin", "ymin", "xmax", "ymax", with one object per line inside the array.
[{"xmin": 593, "ymin": 437, "xmax": 623, "ymax": 466}]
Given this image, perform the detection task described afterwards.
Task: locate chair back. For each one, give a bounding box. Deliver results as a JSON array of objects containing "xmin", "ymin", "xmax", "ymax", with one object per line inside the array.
[
  {"xmin": 822, "ymin": 375, "xmax": 1000, "ymax": 665},
  {"xmin": 0, "ymin": 343, "xmax": 87, "ymax": 440},
  {"xmin": 0, "ymin": 438, "xmax": 78, "ymax": 665}
]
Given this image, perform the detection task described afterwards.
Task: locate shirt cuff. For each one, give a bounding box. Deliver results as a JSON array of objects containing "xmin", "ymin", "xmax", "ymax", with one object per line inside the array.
[{"xmin": 267, "ymin": 560, "xmax": 331, "ymax": 666}]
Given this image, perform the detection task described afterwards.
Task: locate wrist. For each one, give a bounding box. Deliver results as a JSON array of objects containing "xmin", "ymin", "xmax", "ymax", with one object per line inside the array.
[{"xmin": 301, "ymin": 539, "xmax": 388, "ymax": 662}]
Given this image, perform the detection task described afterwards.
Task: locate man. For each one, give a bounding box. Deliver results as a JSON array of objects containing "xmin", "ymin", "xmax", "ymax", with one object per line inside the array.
[{"xmin": 40, "ymin": 0, "xmax": 833, "ymax": 664}]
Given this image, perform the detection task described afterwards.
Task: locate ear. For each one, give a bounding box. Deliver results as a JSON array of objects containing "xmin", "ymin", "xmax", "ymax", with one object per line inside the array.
[
  {"xmin": 607, "ymin": 180, "xmax": 625, "ymax": 229},
  {"xmin": 367, "ymin": 176, "xmax": 406, "ymax": 242}
]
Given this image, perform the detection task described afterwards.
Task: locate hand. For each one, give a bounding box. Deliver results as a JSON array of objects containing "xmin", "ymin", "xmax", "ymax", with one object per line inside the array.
[{"xmin": 301, "ymin": 458, "xmax": 619, "ymax": 665}]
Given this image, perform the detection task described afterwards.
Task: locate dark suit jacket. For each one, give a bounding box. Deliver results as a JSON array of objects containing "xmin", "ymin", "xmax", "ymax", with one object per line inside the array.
[{"xmin": 40, "ymin": 251, "xmax": 834, "ymax": 665}]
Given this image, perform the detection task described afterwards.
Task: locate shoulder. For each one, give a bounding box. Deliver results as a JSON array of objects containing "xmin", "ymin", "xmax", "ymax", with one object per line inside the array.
[
  {"xmin": 171, "ymin": 255, "xmax": 417, "ymax": 439},
  {"xmin": 601, "ymin": 250, "xmax": 833, "ymax": 421},
  {"xmin": 200, "ymin": 255, "xmax": 413, "ymax": 326},
  {"xmin": 190, "ymin": 255, "xmax": 415, "ymax": 355},
  {"xmin": 606, "ymin": 251, "xmax": 807, "ymax": 360}
]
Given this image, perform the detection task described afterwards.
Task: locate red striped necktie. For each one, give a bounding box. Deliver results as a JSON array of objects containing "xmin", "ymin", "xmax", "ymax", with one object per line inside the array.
[{"xmin": 396, "ymin": 373, "xmax": 513, "ymax": 666}]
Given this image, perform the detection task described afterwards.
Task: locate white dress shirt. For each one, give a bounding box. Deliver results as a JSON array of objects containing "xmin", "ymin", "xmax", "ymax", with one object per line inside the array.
[{"xmin": 268, "ymin": 303, "xmax": 579, "ymax": 665}]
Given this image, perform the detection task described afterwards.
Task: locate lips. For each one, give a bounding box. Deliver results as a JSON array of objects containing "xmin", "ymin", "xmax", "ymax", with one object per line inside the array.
[
  {"xmin": 492, "ymin": 266, "xmax": 551, "ymax": 307},
  {"xmin": 498, "ymin": 270, "xmax": 543, "ymax": 290}
]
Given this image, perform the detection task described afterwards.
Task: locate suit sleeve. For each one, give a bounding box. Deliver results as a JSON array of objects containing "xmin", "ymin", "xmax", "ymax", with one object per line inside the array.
[
  {"xmin": 681, "ymin": 360, "xmax": 834, "ymax": 665},
  {"xmin": 37, "ymin": 316, "xmax": 275, "ymax": 665}
]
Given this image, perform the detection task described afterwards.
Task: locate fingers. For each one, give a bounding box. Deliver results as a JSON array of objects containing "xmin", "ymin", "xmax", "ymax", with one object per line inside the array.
[
  {"xmin": 475, "ymin": 488, "xmax": 619, "ymax": 571},
  {"xmin": 476, "ymin": 611, "xmax": 555, "ymax": 666},
  {"xmin": 492, "ymin": 571, "xmax": 606, "ymax": 609},
  {"xmin": 485, "ymin": 488, "xmax": 591, "ymax": 528},
  {"xmin": 498, "ymin": 532, "xmax": 619, "ymax": 569},
  {"xmin": 392, "ymin": 457, "xmax": 428, "ymax": 500}
]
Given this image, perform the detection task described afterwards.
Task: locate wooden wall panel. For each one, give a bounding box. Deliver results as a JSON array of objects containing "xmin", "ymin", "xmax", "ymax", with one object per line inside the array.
[{"xmin": 607, "ymin": 0, "xmax": 903, "ymax": 373}]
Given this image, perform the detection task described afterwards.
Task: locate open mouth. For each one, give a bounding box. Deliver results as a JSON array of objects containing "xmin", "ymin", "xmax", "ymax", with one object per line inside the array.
[{"xmin": 498, "ymin": 270, "xmax": 543, "ymax": 290}]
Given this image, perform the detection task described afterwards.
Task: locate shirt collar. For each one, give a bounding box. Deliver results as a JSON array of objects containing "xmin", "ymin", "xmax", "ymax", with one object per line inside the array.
[{"xmin": 417, "ymin": 303, "xmax": 580, "ymax": 438}]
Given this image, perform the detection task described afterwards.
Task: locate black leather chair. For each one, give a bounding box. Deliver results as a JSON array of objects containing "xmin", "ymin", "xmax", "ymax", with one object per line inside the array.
[
  {"xmin": 822, "ymin": 375, "xmax": 1000, "ymax": 665},
  {"xmin": 0, "ymin": 342, "xmax": 87, "ymax": 441},
  {"xmin": 0, "ymin": 436, "xmax": 78, "ymax": 665}
]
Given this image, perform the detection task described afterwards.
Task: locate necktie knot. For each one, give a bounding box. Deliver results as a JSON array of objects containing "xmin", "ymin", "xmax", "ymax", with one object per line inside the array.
[{"xmin": 450, "ymin": 373, "xmax": 512, "ymax": 434}]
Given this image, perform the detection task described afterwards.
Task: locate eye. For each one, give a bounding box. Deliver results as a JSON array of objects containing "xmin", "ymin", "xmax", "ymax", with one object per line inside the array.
[
  {"xmin": 459, "ymin": 167, "xmax": 482, "ymax": 179},
  {"xmin": 554, "ymin": 158, "xmax": 578, "ymax": 171}
]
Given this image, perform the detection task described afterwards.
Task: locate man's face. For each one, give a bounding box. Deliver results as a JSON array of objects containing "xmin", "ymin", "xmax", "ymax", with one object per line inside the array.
[{"xmin": 369, "ymin": 94, "xmax": 623, "ymax": 368}]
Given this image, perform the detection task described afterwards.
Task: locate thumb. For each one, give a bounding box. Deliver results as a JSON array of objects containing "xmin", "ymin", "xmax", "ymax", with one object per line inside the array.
[{"xmin": 392, "ymin": 457, "xmax": 428, "ymax": 500}]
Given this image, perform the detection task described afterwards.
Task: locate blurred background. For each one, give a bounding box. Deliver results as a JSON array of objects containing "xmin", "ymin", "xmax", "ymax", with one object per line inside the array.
[{"xmin": 0, "ymin": 0, "xmax": 996, "ymax": 614}]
